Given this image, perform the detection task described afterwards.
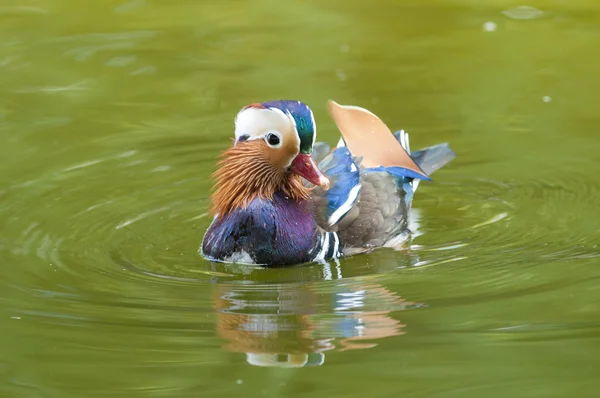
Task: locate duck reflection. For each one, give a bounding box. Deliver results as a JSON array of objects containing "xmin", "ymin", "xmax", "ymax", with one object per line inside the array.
[
  {"xmin": 211, "ymin": 265, "xmax": 419, "ymax": 367},
  {"xmin": 208, "ymin": 209, "xmax": 425, "ymax": 367}
]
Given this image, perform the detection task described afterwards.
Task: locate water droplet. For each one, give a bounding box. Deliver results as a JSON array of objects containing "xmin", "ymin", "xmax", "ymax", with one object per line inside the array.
[
  {"xmin": 483, "ymin": 21, "xmax": 497, "ymax": 32},
  {"xmin": 543, "ymin": 96, "xmax": 551, "ymax": 103}
]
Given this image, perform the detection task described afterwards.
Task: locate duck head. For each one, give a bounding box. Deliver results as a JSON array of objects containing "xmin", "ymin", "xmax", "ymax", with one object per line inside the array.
[
  {"xmin": 210, "ymin": 100, "xmax": 329, "ymax": 216},
  {"xmin": 234, "ymin": 100, "xmax": 330, "ymax": 189}
]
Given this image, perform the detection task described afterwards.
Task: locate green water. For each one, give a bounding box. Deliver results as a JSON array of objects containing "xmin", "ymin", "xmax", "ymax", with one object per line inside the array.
[{"xmin": 1, "ymin": 0, "xmax": 600, "ymax": 396}]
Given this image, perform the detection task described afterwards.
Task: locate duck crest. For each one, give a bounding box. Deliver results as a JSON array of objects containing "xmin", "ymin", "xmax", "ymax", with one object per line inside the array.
[{"xmin": 210, "ymin": 140, "xmax": 311, "ymax": 217}]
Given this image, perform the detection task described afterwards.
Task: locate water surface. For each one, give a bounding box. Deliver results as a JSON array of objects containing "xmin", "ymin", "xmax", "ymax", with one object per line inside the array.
[{"xmin": 1, "ymin": 1, "xmax": 600, "ymax": 397}]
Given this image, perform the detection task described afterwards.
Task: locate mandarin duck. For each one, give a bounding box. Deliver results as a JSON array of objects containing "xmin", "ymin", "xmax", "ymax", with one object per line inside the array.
[{"xmin": 201, "ymin": 100, "xmax": 455, "ymax": 266}]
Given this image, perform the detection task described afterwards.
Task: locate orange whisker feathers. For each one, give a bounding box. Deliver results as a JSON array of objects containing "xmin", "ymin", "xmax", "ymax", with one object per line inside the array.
[{"xmin": 209, "ymin": 141, "xmax": 311, "ymax": 216}]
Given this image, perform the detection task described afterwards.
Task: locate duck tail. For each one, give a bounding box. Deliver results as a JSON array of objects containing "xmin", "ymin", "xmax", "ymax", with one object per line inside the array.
[
  {"xmin": 411, "ymin": 143, "xmax": 456, "ymax": 176},
  {"xmin": 392, "ymin": 130, "xmax": 455, "ymax": 176}
]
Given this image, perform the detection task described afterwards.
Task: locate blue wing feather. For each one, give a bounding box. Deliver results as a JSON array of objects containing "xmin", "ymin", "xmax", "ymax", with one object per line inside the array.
[
  {"xmin": 317, "ymin": 147, "xmax": 362, "ymax": 226},
  {"xmin": 364, "ymin": 166, "xmax": 432, "ymax": 181}
]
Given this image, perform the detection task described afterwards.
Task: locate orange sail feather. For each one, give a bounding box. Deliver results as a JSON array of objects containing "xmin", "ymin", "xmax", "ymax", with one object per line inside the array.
[{"xmin": 327, "ymin": 100, "xmax": 429, "ymax": 179}]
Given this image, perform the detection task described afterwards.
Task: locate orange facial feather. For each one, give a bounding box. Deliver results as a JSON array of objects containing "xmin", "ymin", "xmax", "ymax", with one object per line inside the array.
[{"xmin": 209, "ymin": 140, "xmax": 311, "ymax": 216}]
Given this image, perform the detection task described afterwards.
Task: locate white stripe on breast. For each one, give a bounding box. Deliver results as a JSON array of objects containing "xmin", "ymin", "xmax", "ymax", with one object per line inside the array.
[
  {"xmin": 317, "ymin": 232, "xmax": 330, "ymax": 261},
  {"xmin": 331, "ymin": 232, "xmax": 340, "ymax": 258},
  {"xmin": 328, "ymin": 184, "xmax": 362, "ymax": 227}
]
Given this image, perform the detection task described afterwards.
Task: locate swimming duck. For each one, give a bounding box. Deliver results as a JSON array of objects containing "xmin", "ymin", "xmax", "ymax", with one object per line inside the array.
[{"xmin": 201, "ymin": 100, "xmax": 455, "ymax": 266}]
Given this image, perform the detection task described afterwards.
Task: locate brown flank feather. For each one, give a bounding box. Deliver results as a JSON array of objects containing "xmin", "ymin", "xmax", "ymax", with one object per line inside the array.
[{"xmin": 210, "ymin": 140, "xmax": 311, "ymax": 216}]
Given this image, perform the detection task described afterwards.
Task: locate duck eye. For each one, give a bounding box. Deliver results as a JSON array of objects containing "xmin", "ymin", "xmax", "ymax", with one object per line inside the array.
[{"xmin": 266, "ymin": 133, "xmax": 281, "ymax": 147}]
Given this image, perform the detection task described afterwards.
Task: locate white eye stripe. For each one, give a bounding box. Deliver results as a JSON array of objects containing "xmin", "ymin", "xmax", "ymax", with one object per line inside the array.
[
  {"xmin": 235, "ymin": 134, "xmax": 263, "ymax": 143},
  {"xmin": 309, "ymin": 109, "xmax": 316, "ymax": 146}
]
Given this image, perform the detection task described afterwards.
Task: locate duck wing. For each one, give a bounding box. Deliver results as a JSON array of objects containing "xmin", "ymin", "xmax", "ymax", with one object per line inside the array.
[
  {"xmin": 309, "ymin": 101, "xmax": 454, "ymax": 251},
  {"xmin": 309, "ymin": 143, "xmax": 412, "ymax": 249},
  {"xmin": 309, "ymin": 145, "xmax": 362, "ymax": 231}
]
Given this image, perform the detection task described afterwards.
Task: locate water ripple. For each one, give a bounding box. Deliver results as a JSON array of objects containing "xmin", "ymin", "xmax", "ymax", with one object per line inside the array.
[{"xmin": 1, "ymin": 126, "xmax": 599, "ymax": 371}]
